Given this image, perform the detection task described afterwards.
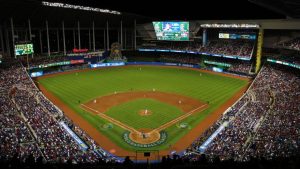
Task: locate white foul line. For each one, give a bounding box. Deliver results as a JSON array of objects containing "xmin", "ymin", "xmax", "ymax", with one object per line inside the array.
[
  {"xmin": 81, "ymin": 103, "xmax": 208, "ymax": 134},
  {"xmin": 81, "ymin": 104, "xmax": 140, "ymax": 133}
]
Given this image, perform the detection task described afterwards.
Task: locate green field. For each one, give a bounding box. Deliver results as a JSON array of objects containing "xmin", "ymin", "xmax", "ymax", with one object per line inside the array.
[
  {"xmin": 106, "ymin": 98, "xmax": 184, "ymax": 129},
  {"xmin": 37, "ymin": 66, "xmax": 248, "ymax": 151}
]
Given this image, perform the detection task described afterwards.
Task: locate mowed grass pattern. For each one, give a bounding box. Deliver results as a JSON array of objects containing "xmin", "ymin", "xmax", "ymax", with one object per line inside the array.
[
  {"xmin": 38, "ymin": 66, "xmax": 248, "ymax": 150},
  {"xmin": 105, "ymin": 98, "xmax": 184, "ymax": 129}
]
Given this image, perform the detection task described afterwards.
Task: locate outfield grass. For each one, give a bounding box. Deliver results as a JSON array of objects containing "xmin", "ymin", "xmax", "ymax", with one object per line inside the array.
[{"xmin": 38, "ymin": 66, "xmax": 248, "ymax": 151}]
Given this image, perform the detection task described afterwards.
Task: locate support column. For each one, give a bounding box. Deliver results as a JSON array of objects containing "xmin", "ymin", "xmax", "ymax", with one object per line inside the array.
[
  {"xmin": 28, "ymin": 19, "xmax": 32, "ymax": 41},
  {"xmin": 25, "ymin": 30, "xmax": 28, "ymax": 41},
  {"xmin": 134, "ymin": 19, "xmax": 137, "ymax": 50},
  {"xmin": 10, "ymin": 18, "xmax": 15, "ymax": 58},
  {"xmin": 202, "ymin": 28, "xmax": 207, "ymax": 47},
  {"xmin": 39, "ymin": 30, "xmax": 43, "ymax": 54},
  {"xmin": 132, "ymin": 31, "xmax": 134, "ymax": 49},
  {"xmin": 28, "ymin": 19, "xmax": 33, "ymax": 58},
  {"xmin": 78, "ymin": 21, "xmax": 81, "ymax": 49},
  {"xmin": 120, "ymin": 20, "xmax": 123, "ymax": 49},
  {"xmin": 88, "ymin": 29, "xmax": 91, "ymax": 50},
  {"xmin": 124, "ymin": 28, "xmax": 127, "ymax": 50},
  {"xmin": 106, "ymin": 21, "xmax": 109, "ymax": 50},
  {"xmin": 46, "ymin": 20, "xmax": 50, "ymax": 57},
  {"xmin": 0, "ymin": 26, "xmax": 4, "ymax": 56},
  {"xmin": 62, "ymin": 21, "xmax": 66, "ymax": 55},
  {"xmin": 117, "ymin": 30, "xmax": 120, "ymax": 44},
  {"xmin": 103, "ymin": 29, "xmax": 106, "ymax": 50},
  {"xmin": 73, "ymin": 29, "xmax": 76, "ymax": 49},
  {"xmin": 5, "ymin": 27, "xmax": 11, "ymax": 57},
  {"xmin": 255, "ymin": 29, "xmax": 264, "ymax": 73},
  {"xmin": 57, "ymin": 29, "xmax": 60, "ymax": 52},
  {"xmin": 92, "ymin": 21, "xmax": 95, "ymax": 51}
]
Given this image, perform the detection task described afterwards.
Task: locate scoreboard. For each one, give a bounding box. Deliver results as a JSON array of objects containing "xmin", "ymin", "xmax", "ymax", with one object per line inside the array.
[
  {"xmin": 153, "ymin": 22, "xmax": 189, "ymax": 41},
  {"xmin": 15, "ymin": 43, "xmax": 34, "ymax": 56},
  {"xmin": 219, "ymin": 33, "xmax": 256, "ymax": 40}
]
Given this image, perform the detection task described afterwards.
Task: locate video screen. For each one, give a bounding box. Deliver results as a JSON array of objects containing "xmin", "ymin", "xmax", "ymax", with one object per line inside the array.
[
  {"xmin": 219, "ymin": 33, "xmax": 256, "ymax": 40},
  {"xmin": 153, "ymin": 22, "xmax": 189, "ymax": 41},
  {"xmin": 15, "ymin": 43, "xmax": 34, "ymax": 56}
]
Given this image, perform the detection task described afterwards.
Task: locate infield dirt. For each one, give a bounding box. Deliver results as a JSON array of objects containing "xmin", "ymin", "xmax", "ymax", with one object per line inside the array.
[{"xmin": 81, "ymin": 91, "xmax": 208, "ymax": 145}]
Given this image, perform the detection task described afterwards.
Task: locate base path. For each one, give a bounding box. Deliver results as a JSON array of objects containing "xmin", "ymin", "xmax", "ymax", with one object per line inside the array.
[
  {"xmin": 81, "ymin": 91, "xmax": 208, "ymax": 145},
  {"xmin": 83, "ymin": 91, "xmax": 205, "ymax": 114}
]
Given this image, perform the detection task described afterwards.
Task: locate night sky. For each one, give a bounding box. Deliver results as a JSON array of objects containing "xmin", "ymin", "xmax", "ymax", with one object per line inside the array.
[{"xmin": 44, "ymin": 0, "xmax": 286, "ymax": 20}]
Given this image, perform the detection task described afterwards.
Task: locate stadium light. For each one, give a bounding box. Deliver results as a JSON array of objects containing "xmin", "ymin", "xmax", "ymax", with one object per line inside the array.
[{"xmin": 42, "ymin": 1, "xmax": 121, "ymax": 15}]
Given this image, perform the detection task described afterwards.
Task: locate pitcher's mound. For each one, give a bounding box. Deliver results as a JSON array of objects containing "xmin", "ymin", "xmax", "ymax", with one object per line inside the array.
[{"xmin": 139, "ymin": 109, "xmax": 152, "ymax": 116}]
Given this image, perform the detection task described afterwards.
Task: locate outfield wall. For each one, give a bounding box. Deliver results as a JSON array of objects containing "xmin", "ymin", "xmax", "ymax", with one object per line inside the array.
[{"xmin": 30, "ymin": 61, "xmax": 252, "ymax": 80}]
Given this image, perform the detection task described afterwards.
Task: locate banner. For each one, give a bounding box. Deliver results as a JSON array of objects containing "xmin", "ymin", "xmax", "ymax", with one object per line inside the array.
[
  {"xmin": 59, "ymin": 121, "xmax": 88, "ymax": 151},
  {"xmin": 37, "ymin": 61, "xmax": 71, "ymax": 68},
  {"xmin": 138, "ymin": 49, "xmax": 251, "ymax": 61},
  {"xmin": 73, "ymin": 48, "xmax": 88, "ymax": 53},
  {"xmin": 204, "ymin": 60, "xmax": 232, "ymax": 67},
  {"xmin": 212, "ymin": 67, "xmax": 223, "ymax": 72},
  {"xmin": 90, "ymin": 62, "xmax": 125, "ymax": 68},
  {"xmin": 30, "ymin": 71, "xmax": 43, "ymax": 77},
  {"xmin": 71, "ymin": 59, "xmax": 84, "ymax": 64},
  {"xmin": 126, "ymin": 62, "xmax": 200, "ymax": 68},
  {"xmin": 198, "ymin": 122, "xmax": 228, "ymax": 152},
  {"xmin": 267, "ymin": 59, "xmax": 300, "ymax": 69}
]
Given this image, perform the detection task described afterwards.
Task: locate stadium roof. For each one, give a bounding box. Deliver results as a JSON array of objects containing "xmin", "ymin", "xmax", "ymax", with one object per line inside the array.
[
  {"xmin": 0, "ymin": 0, "xmax": 288, "ymax": 23},
  {"xmin": 0, "ymin": 0, "xmax": 296, "ymax": 27},
  {"xmin": 0, "ymin": 0, "xmax": 151, "ymax": 28},
  {"xmin": 249, "ymin": 0, "xmax": 300, "ymax": 18}
]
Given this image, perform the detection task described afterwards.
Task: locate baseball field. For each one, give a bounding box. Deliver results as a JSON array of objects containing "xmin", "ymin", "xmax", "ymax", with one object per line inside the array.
[{"xmin": 36, "ymin": 66, "xmax": 250, "ymax": 159}]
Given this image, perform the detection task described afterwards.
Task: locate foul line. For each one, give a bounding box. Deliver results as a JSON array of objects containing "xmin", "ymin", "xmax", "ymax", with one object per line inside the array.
[
  {"xmin": 81, "ymin": 104, "xmax": 140, "ymax": 133},
  {"xmin": 81, "ymin": 103, "xmax": 208, "ymax": 134},
  {"xmin": 151, "ymin": 104, "xmax": 208, "ymax": 133}
]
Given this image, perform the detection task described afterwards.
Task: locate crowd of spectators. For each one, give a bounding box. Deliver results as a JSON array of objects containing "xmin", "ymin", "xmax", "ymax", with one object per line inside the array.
[
  {"xmin": 267, "ymin": 54, "xmax": 300, "ymax": 65},
  {"xmin": 0, "ymin": 94, "xmax": 41, "ymax": 161},
  {"xmin": 227, "ymin": 61, "xmax": 252, "ymax": 74},
  {"xmin": 185, "ymin": 93, "xmax": 251, "ymax": 159},
  {"xmin": 199, "ymin": 40, "xmax": 253, "ymax": 59},
  {"xmin": 277, "ymin": 37, "xmax": 300, "ymax": 51},
  {"xmin": 22, "ymin": 55, "xmax": 69, "ymax": 68},
  {"xmin": 243, "ymin": 65, "xmax": 300, "ymax": 159},
  {"xmin": 202, "ymin": 57, "xmax": 252, "ymax": 75},
  {"xmin": 126, "ymin": 51, "xmax": 253, "ymax": 75},
  {"xmin": 0, "ymin": 66, "xmax": 42, "ymax": 162},
  {"xmin": 1, "ymin": 56, "xmax": 299, "ymax": 168},
  {"xmin": 36, "ymin": 94, "xmax": 63, "ymax": 118},
  {"xmin": 186, "ymin": 63, "xmax": 300, "ymax": 161},
  {"xmin": 159, "ymin": 54, "xmax": 200, "ymax": 64},
  {"xmin": 13, "ymin": 88, "xmax": 98, "ymax": 163},
  {"xmin": 0, "ymin": 62, "xmax": 108, "ymax": 163},
  {"xmin": 140, "ymin": 39, "xmax": 254, "ymax": 59}
]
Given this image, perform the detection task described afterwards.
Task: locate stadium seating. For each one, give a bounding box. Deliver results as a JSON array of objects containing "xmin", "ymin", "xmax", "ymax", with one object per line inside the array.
[
  {"xmin": 0, "ymin": 63, "xmax": 106, "ymax": 163},
  {"xmin": 277, "ymin": 37, "xmax": 300, "ymax": 51},
  {"xmin": 140, "ymin": 39, "xmax": 254, "ymax": 59},
  {"xmin": 186, "ymin": 64, "xmax": 300, "ymax": 161},
  {"xmin": 268, "ymin": 54, "xmax": 300, "ymax": 66},
  {"xmin": 0, "ymin": 57, "xmax": 299, "ymax": 168}
]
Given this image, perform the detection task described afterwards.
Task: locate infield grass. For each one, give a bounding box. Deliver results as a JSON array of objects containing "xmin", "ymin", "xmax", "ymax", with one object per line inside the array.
[{"xmin": 105, "ymin": 98, "xmax": 184, "ymax": 129}]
